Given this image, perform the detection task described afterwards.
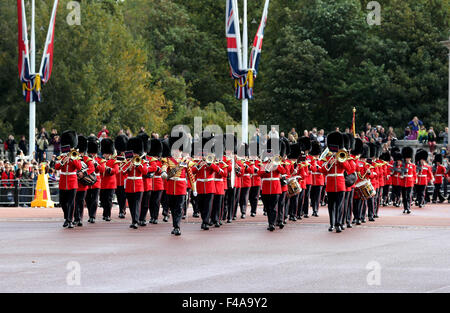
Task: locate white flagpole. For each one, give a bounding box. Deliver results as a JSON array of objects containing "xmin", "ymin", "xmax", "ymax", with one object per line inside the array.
[
  {"xmin": 242, "ymin": 0, "xmax": 248, "ymax": 144},
  {"xmin": 39, "ymin": 0, "xmax": 58, "ymax": 75},
  {"xmin": 29, "ymin": 0, "xmax": 36, "ymax": 160}
]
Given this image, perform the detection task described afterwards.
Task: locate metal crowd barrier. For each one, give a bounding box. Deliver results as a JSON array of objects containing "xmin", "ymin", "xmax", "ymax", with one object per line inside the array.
[{"xmin": 0, "ymin": 179, "xmax": 59, "ymax": 207}]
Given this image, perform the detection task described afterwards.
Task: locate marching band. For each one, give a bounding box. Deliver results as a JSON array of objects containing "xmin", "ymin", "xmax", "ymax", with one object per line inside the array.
[{"xmin": 55, "ymin": 129, "xmax": 450, "ymax": 235}]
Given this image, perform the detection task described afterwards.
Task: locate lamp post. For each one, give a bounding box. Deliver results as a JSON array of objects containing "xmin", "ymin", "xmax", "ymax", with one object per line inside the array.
[{"xmin": 440, "ymin": 38, "xmax": 450, "ymax": 149}]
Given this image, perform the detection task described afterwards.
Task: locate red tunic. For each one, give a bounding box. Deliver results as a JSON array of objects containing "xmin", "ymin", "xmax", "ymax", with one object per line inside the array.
[
  {"xmin": 1, "ymin": 171, "xmax": 14, "ymax": 187},
  {"xmin": 310, "ymin": 158, "xmax": 325, "ymax": 186},
  {"xmin": 242, "ymin": 161, "xmax": 253, "ymax": 188},
  {"xmin": 402, "ymin": 162, "xmax": 417, "ymax": 188},
  {"xmin": 77, "ymin": 155, "xmax": 95, "ymax": 192},
  {"xmin": 165, "ymin": 157, "xmax": 187, "ymax": 196},
  {"xmin": 214, "ymin": 162, "xmax": 228, "ymax": 195},
  {"xmin": 101, "ymin": 159, "xmax": 119, "ymax": 190},
  {"xmin": 143, "ymin": 157, "xmax": 158, "ymax": 192},
  {"xmin": 89, "ymin": 156, "xmax": 105, "ymax": 189},
  {"xmin": 192, "ymin": 162, "xmax": 222, "ymax": 194},
  {"xmin": 258, "ymin": 163, "xmax": 286, "ymax": 195},
  {"xmin": 151, "ymin": 160, "xmax": 165, "ymax": 191},
  {"xmin": 434, "ymin": 165, "xmax": 446, "ymax": 184},
  {"xmin": 319, "ymin": 156, "xmax": 353, "ymax": 193},
  {"xmin": 251, "ymin": 160, "xmax": 261, "ymax": 187},
  {"xmin": 125, "ymin": 162, "xmax": 148, "ymax": 193},
  {"xmin": 416, "ymin": 164, "xmax": 433, "ymax": 185},
  {"xmin": 55, "ymin": 157, "xmax": 83, "ymax": 190}
]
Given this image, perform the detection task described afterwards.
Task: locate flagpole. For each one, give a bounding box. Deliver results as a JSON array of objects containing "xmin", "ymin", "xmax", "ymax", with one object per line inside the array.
[
  {"xmin": 242, "ymin": 0, "xmax": 248, "ymax": 144},
  {"xmin": 29, "ymin": 0, "xmax": 36, "ymax": 161}
]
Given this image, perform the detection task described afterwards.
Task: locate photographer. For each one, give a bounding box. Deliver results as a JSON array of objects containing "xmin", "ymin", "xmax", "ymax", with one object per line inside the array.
[{"xmin": 36, "ymin": 133, "xmax": 49, "ymax": 163}]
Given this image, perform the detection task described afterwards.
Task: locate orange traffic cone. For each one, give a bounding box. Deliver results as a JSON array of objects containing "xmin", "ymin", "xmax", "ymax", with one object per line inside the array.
[{"xmin": 31, "ymin": 163, "xmax": 54, "ymax": 208}]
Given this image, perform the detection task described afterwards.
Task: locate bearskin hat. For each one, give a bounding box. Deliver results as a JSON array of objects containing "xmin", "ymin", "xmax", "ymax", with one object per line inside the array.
[
  {"xmin": 137, "ymin": 132, "xmax": 150, "ymax": 153},
  {"xmin": 310, "ymin": 140, "xmax": 322, "ymax": 156},
  {"xmin": 100, "ymin": 138, "xmax": 115, "ymax": 155},
  {"xmin": 281, "ymin": 137, "xmax": 291, "ymax": 157},
  {"xmin": 76, "ymin": 135, "xmax": 87, "ymax": 153},
  {"xmin": 161, "ymin": 139, "xmax": 171, "ymax": 158},
  {"xmin": 61, "ymin": 130, "xmax": 78, "ymax": 148},
  {"xmin": 148, "ymin": 138, "xmax": 162, "ymax": 157},
  {"xmin": 299, "ymin": 136, "xmax": 311, "ymax": 152},
  {"xmin": 265, "ymin": 138, "xmax": 281, "ymax": 155},
  {"xmin": 327, "ymin": 132, "xmax": 344, "ymax": 153},
  {"xmin": 392, "ymin": 151, "xmax": 403, "ymax": 162},
  {"xmin": 114, "ymin": 135, "xmax": 128, "ymax": 153},
  {"xmin": 352, "ymin": 138, "xmax": 364, "ymax": 156},
  {"xmin": 401, "ymin": 146, "xmax": 413, "ymax": 159},
  {"xmin": 368, "ymin": 142, "xmax": 377, "ymax": 159},
  {"xmin": 434, "ymin": 153, "xmax": 443, "ymax": 164},
  {"xmin": 380, "ymin": 151, "xmax": 391, "ymax": 162},
  {"xmin": 343, "ymin": 134, "xmax": 350, "ymax": 151},
  {"xmin": 87, "ymin": 136, "xmax": 99, "ymax": 155},
  {"xmin": 390, "ymin": 146, "xmax": 400, "ymax": 155},
  {"xmin": 415, "ymin": 149, "xmax": 428, "ymax": 163},
  {"xmin": 345, "ymin": 133, "xmax": 355, "ymax": 151},
  {"xmin": 127, "ymin": 137, "xmax": 144, "ymax": 155},
  {"xmin": 288, "ymin": 143, "xmax": 301, "ymax": 160},
  {"xmin": 201, "ymin": 134, "xmax": 215, "ymax": 156},
  {"xmin": 361, "ymin": 144, "xmax": 370, "ymax": 159}
]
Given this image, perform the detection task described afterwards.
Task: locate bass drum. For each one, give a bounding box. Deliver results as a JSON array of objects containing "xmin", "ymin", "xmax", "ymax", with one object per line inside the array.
[
  {"xmin": 287, "ymin": 178, "xmax": 302, "ymax": 198},
  {"xmin": 355, "ymin": 180, "xmax": 376, "ymax": 200}
]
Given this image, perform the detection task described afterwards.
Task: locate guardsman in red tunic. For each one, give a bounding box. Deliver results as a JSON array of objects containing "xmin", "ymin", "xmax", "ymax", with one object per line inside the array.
[
  {"xmin": 233, "ymin": 154, "xmax": 244, "ymax": 220},
  {"xmin": 414, "ymin": 149, "xmax": 433, "ymax": 208},
  {"xmin": 210, "ymin": 136, "xmax": 228, "ymax": 227},
  {"xmin": 400, "ymin": 147, "xmax": 416, "ymax": 213},
  {"xmin": 148, "ymin": 139, "xmax": 165, "ymax": 224},
  {"xmin": 365, "ymin": 142, "xmax": 379, "ymax": 222},
  {"xmin": 248, "ymin": 140, "xmax": 261, "ymax": 217},
  {"xmin": 238, "ymin": 143, "xmax": 252, "ymax": 219},
  {"xmin": 310, "ymin": 141, "xmax": 324, "ymax": 217},
  {"xmin": 55, "ymin": 131, "xmax": 82, "ymax": 228},
  {"xmin": 86, "ymin": 136, "xmax": 104, "ymax": 224},
  {"xmin": 350, "ymin": 139, "xmax": 366, "ymax": 225},
  {"xmin": 124, "ymin": 137, "xmax": 148, "ymax": 229},
  {"xmin": 298, "ymin": 137, "xmax": 312, "ymax": 218},
  {"xmin": 372, "ymin": 143, "xmax": 384, "ymax": 219},
  {"xmin": 99, "ymin": 139, "xmax": 119, "ymax": 222},
  {"xmin": 74, "ymin": 136, "xmax": 95, "ymax": 227},
  {"xmin": 114, "ymin": 135, "xmax": 128, "ymax": 219},
  {"xmin": 258, "ymin": 138, "xmax": 287, "ymax": 231},
  {"xmin": 223, "ymin": 134, "xmax": 237, "ymax": 223},
  {"xmin": 319, "ymin": 132, "xmax": 353, "ymax": 233},
  {"xmin": 391, "ymin": 151, "xmax": 404, "ymax": 207},
  {"xmin": 341, "ymin": 134, "xmax": 356, "ymax": 228},
  {"xmin": 380, "ymin": 151, "xmax": 392, "ymax": 207},
  {"xmin": 432, "ymin": 154, "xmax": 446, "ymax": 203},
  {"xmin": 287, "ymin": 143, "xmax": 301, "ymax": 221},
  {"xmin": 278, "ymin": 138, "xmax": 290, "ymax": 224},
  {"xmin": 138, "ymin": 133, "xmax": 158, "ymax": 226}
]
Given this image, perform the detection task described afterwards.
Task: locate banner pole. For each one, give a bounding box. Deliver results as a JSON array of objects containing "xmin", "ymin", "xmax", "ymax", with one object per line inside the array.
[
  {"xmin": 29, "ymin": 0, "xmax": 36, "ymax": 161},
  {"xmin": 242, "ymin": 0, "xmax": 248, "ymax": 144}
]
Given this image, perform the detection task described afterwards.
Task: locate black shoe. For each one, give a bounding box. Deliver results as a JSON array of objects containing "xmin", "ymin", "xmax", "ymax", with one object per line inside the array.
[
  {"xmin": 328, "ymin": 226, "xmax": 334, "ymax": 232},
  {"xmin": 68, "ymin": 222, "xmax": 74, "ymax": 229},
  {"xmin": 335, "ymin": 225, "xmax": 342, "ymax": 233},
  {"xmin": 201, "ymin": 223, "xmax": 209, "ymax": 230},
  {"xmin": 369, "ymin": 217, "xmax": 375, "ymax": 222},
  {"xmin": 341, "ymin": 224, "xmax": 346, "ymax": 230},
  {"xmin": 182, "ymin": 215, "xmax": 186, "ymax": 220},
  {"xmin": 303, "ymin": 214, "xmax": 309, "ymax": 218},
  {"xmin": 193, "ymin": 212, "xmax": 199, "ymax": 218},
  {"xmin": 215, "ymin": 222, "xmax": 221, "ymax": 228},
  {"xmin": 118, "ymin": 213, "xmax": 125, "ymax": 219},
  {"xmin": 63, "ymin": 220, "xmax": 69, "ymax": 228},
  {"xmin": 278, "ymin": 222, "xmax": 284, "ymax": 229},
  {"xmin": 419, "ymin": 204, "xmax": 423, "ymax": 208},
  {"xmin": 227, "ymin": 219, "xmax": 232, "ymax": 223},
  {"xmin": 356, "ymin": 219, "xmax": 361, "ymax": 225},
  {"xmin": 407, "ymin": 209, "xmax": 411, "ymax": 214},
  {"xmin": 77, "ymin": 221, "xmax": 83, "ymax": 227},
  {"xmin": 297, "ymin": 216, "xmax": 302, "ymax": 220},
  {"xmin": 219, "ymin": 221, "xmax": 223, "ymax": 225},
  {"xmin": 403, "ymin": 209, "xmax": 407, "ymax": 213},
  {"xmin": 352, "ymin": 219, "xmax": 356, "ymax": 224},
  {"xmin": 250, "ymin": 213, "xmax": 256, "ymax": 217},
  {"xmin": 241, "ymin": 214, "xmax": 246, "ymax": 219},
  {"xmin": 163, "ymin": 216, "xmax": 169, "ymax": 222},
  {"xmin": 104, "ymin": 217, "xmax": 111, "ymax": 222},
  {"xmin": 361, "ymin": 219, "xmax": 366, "ymax": 223},
  {"xmin": 153, "ymin": 219, "xmax": 158, "ymax": 224},
  {"xmin": 263, "ymin": 212, "xmax": 267, "ymax": 216},
  {"xmin": 374, "ymin": 215, "xmax": 379, "ymax": 218},
  {"xmin": 129, "ymin": 223, "xmax": 138, "ymax": 229},
  {"xmin": 232, "ymin": 216, "xmax": 237, "ymax": 220},
  {"xmin": 138, "ymin": 221, "xmax": 147, "ymax": 226},
  {"xmin": 432, "ymin": 200, "xmax": 437, "ymax": 204},
  {"xmin": 346, "ymin": 223, "xmax": 352, "ymax": 228},
  {"xmin": 267, "ymin": 225, "xmax": 275, "ymax": 231},
  {"xmin": 283, "ymin": 219, "xmax": 287, "ymax": 224},
  {"xmin": 293, "ymin": 216, "xmax": 297, "ymax": 221},
  {"xmin": 174, "ymin": 228, "xmax": 181, "ymax": 236}
]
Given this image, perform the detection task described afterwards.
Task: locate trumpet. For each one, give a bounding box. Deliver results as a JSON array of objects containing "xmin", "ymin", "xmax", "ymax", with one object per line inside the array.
[
  {"xmin": 205, "ymin": 153, "xmax": 216, "ymax": 165},
  {"xmin": 336, "ymin": 149, "xmax": 349, "ymax": 163},
  {"xmin": 264, "ymin": 155, "xmax": 282, "ymax": 172}
]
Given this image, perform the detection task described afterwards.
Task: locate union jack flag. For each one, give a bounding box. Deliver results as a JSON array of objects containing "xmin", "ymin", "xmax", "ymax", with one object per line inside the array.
[
  {"xmin": 249, "ymin": 0, "xmax": 270, "ymax": 81},
  {"xmin": 39, "ymin": 0, "xmax": 59, "ymax": 84}
]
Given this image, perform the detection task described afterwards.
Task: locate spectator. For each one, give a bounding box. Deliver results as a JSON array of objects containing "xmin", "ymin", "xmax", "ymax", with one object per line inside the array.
[
  {"xmin": 387, "ymin": 126, "xmax": 397, "ymax": 140},
  {"xmin": 408, "ymin": 116, "xmax": 423, "ymax": 140},
  {"xmin": 360, "ymin": 131, "xmax": 369, "ymax": 143},
  {"xmin": 125, "ymin": 129, "xmax": 132, "ymax": 138},
  {"xmin": 97, "ymin": 125, "xmax": 110, "ymax": 138},
  {"xmin": 418, "ymin": 125, "xmax": 428, "ymax": 143},
  {"xmin": 280, "ymin": 132, "xmax": 286, "ymax": 140},
  {"xmin": 1, "ymin": 163, "xmax": 15, "ymax": 206},
  {"xmin": 252, "ymin": 128, "xmax": 262, "ymax": 144},
  {"xmin": 151, "ymin": 132, "xmax": 159, "ymax": 139},
  {"xmin": 428, "ymin": 127, "xmax": 437, "ymax": 153},
  {"xmin": 404, "ymin": 126, "xmax": 411, "ymax": 140},
  {"xmin": 138, "ymin": 127, "xmax": 146, "ymax": 134},
  {"xmin": 52, "ymin": 135, "xmax": 61, "ymax": 157},
  {"xmin": 288, "ymin": 133, "xmax": 296, "ymax": 143},
  {"xmin": 288, "ymin": 128, "xmax": 298, "ymax": 142},
  {"xmin": 6, "ymin": 135, "xmax": 16, "ymax": 163},
  {"xmin": 309, "ymin": 127, "xmax": 318, "ymax": 141},
  {"xmin": 50, "ymin": 129, "xmax": 58, "ymax": 143},
  {"xmin": 36, "ymin": 133, "xmax": 49, "ymax": 163},
  {"xmin": 439, "ymin": 127, "xmax": 449, "ymax": 146},
  {"xmin": 379, "ymin": 127, "xmax": 387, "ymax": 143},
  {"xmin": 39, "ymin": 128, "xmax": 49, "ymax": 140},
  {"xmin": 268, "ymin": 127, "xmax": 279, "ymax": 139},
  {"xmin": 99, "ymin": 132, "xmax": 107, "ymax": 142},
  {"xmin": 303, "ymin": 130, "xmax": 309, "ymax": 137},
  {"xmin": 18, "ymin": 136, "xmax": 28, "ymax": 156},
  {"xmin": 317, "ymin": 129, "xmax": 326, "ymax": 147}
]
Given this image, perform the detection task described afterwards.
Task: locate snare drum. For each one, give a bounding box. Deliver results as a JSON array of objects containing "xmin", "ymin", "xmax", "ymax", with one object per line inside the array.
[
  {"xmin": 355, "ymin": 180, "xmax": 376, "ymax": 200},
  {"xmin": 287, "ymin": 178, "xmax": 302, "ymax": 198}
]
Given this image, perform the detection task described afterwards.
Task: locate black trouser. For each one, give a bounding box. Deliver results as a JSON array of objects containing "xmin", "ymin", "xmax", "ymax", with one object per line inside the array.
[
  {"xmin": 60, "ymin": 189, "xmax": 77, "ymax": 222},
  {"xmin": 353, "ymin": 198, "xmax": 363, "ymax": 221},
  {"xmin": 74, "ymin": 190, "xmax": 87, "ymax": 222},
  {"xmin": 284, "ymin": 196, "xmax": 290, "ymax": 220},
  {"xmin": 327, "ymin": 191, "xmax": 344, "ymax": 227},
  {"xmin": 392, "ymin": 185, "xmax": 402, "ymax": 204},
  {"xmin": 212, "ymin": 194, "xmax": 224, "ymax": 224},
  {"xmin": 225, "ymin": 187, "xmax": 236, "ymax": 221},
  {"xmin": 183, "ymin": 189, "xmax": 190, "ymax": 216},
  {"xmin": 239, "ymin": 187, "xmax": 250, "ymax": 215},
  {"xmin": 415, "ymin": 185, "xmax": 426, "ymax": 206},
  {"xmin": 249, "ymin": 186, "xmax": 260, "ymax": 214},
  {"xmin": 168, "ymin": 194, "xmax": 184, "ymax": 229},
  {"xmin": 139, "ymin": 190, "xmax": 151, "ymax": 222},
  {"xmin": 375, "ymin": 188, "xmax": 381, "ymax": 215},
  {"xmin": 341, "ymin": 190, "xmax": 351, "ymax": 225},
  {"xmin": 161, "ymin": 190, "xmax": 169, "ymax": 217},
  {"xmin": 115, "ymin": 186, "xmax": 127, "ymax": 215},
  {"xmin": 367, "ymin": 196, "xmax": 375, "ymax": 219},
  {"xmin": 150, "ymin": 190, "xmax": 163, "ymax": 220},
  {"xmin": 310, "ymin": 185, "xmax": 322, "ymax": 215},
  {"xmin": 320, "ymin": 186, "xmax": 327, "ymax": 205},
  {"xmin": 289, "ymin": 193, "xmax": 299, "ymax": 217},
  {"xmin": 126, "ymin": 192, "xmax": 143, "ymax": 224},
  {"xmin": 86, "ymin": 188, "xmax": 99, "ymax": 218},
  {"xmin": 382, "ymin": 185, "xmax": 390, "ymax": 204},
  {"xmin": 433, "ymin": 183, "xmax": 445, "ymax": 202},
  {"xmin": 233, "ymin": 187, "xmax": 241, "ymax": 217},
  {"xmin": 301, "ymin": 185, "xmax": 311, "ymax": 216},
  {"xmin": 198, "ymin": 193, "xmax": 214, "ymax": 224},
  {"xmin": 277, "ymin": 192, "xmax": 286, "ymax": 224},
  {"xmin": 402, "ymin": 187, "xmax": 412, "ymax": 211},
  {"xmin": 361, "ymin": 198, "xmax": 367, "ymax": 221},
  {"xmin": 261, "ymin": 194, "xmax": 280, "ymax": 226},
  {"xmin": 344, "ymin": 189, "xmax": 354, "ymax": 225},
  {"xmin": 100, "ymin": 189, "xmax": 115, "ymax": 218},
  {"xmin": 297, "ymin": 190, "xmax": 305, "ymax": 217},
  {"xmin": 444, "ymin": 179, "xmax": 448, "ymax": 198},
  {"xmin": 191, "ymin": 191, "xmax": 199, "ymax": 214}
]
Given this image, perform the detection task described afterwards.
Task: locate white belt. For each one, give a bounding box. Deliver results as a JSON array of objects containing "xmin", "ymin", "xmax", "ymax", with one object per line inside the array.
[
  {"xmin": 126, "ymin": 177, "xmax": 142, "ymax": 180},
  {"xmin": 327, "ymin": 174, "xmax": 344, "ymax": 177},
  {"xmin": 404, "ymin": 175, "xmax": 413, "ymax": 178},
  {"xmin": 214, "ymin": 179, "xmax": 223, "ymax": 182},
  {"xmin": 197, "ymin": 178, "xmax": 214, "ymax": 182},
  {"xmin": 243, "ymin": 174, "xmax": 251, "ymax": 177},
  {"xmin": 312, "ymin": 172, "xmax": 322, "ymax": 175},
  {"xmin": 418, "ymin": 175, "xmax": 427, "ymax": 177},
  {"xmin": 169, "ymin": 177, "xmax": 185, "ymax": 181},
  {"xmin": 262, "ymin": 178, "xmax": 279, "ymax": 181},
  {"xmin": 95, "ymin": 173, "xmax": 100, "ymax": 177},
  {"xmin": 60, "ymin": 172, "xmax": 77, "ymax": 176},
  {"xmin": 435, "ymin": 174, "xmax": 443, "ymax": 177},
  {"xmin": 153, "ymin": 176, "xmax": 161, "ymax": 179}
]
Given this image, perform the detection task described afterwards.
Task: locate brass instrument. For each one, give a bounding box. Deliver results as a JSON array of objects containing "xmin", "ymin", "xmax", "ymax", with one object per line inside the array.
[
  {"xmin": 264, "ymin": 155, "xmax": 282, "ymax": 172},
  {"xmin": 321, "ymin": 149, "xmax": 349, "ymax": 171},
  {"xmin": 186, "ymin": 162, "xmax": 197, "ymax": 196},
  {"xmin": 205, "ymin": 153, "xmax": 216, "ymax": 165},
  {"xmin": 336, "ymin": 149, "xmax": 349, "ymax": 163}
]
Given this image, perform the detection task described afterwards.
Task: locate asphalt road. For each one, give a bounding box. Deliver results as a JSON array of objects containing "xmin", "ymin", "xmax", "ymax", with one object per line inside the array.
[{"xmin": 0, "ymin": 204, "xmax": 449, "ymax": 293}]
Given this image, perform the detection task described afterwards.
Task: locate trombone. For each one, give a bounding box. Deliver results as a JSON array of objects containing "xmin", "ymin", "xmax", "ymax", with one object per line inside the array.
[
  {"xmin": 320, "ymin": 148, "xmax": 349, "ymax": 171},
  {"xmin": 264, "ymin": 155, "xmax": 282, "ymax": 172}
]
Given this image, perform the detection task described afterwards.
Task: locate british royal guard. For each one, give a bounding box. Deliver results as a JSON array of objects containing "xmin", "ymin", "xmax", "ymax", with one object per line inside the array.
[
  {"xmin": 319, "ymin": 132, "xmax": 353, "ymax": 233},
  {"xmin": 148, "ymin": 139, "xmax": 164, "ymax": 224},
  {"xmin": 248, "ymin": 139, "xmax": 261, "ymax": 217},
  {"xmin": 287, "ymin": 142, "xmax": 301, "ymax": 221},
  {"xmin": 191, "ymin": 135, "xmax": 223, "ymax": 230},
  {"xmin": 114, "ymin": 135, "xmax": 128, "ymax": 218},
  {"xmin": 432, "ymin": 153, "xmax": 446, "ymax": 203},
  {"xmin": 211, "ymin": 135, "xmax": 228, "ymax": 227},
  {"xmin": 238, "ymin": 143, "xmax": 252, "ymax": 219},
  {"xmin": 380, "ymin": 151, "xmax": 392, "ymax": 207},
  {"xmin": 415, "ymin": 149, "xmax": 433, "ymax": 208},
  {"xmin": 258, "ymin": 138, "xmax": 286, "ymax": 231},
  {"xmin": 310, "ymin": 140, "xmax": 324, "ymax": 217},
  {"xmin": 86, "ymin": 136, "xmax": 104, "ymax": 224},
  {"xmin": 373, "ymin": 142, "xmax": 383, "ymax": 218},
  {"xmin": 365, "ymin": 142, "xmax": 379, "ymax": 222},
  {"xmin": 160, "ymin": 139, "xmax": 171, "ymax": 222},
  {"xmin": 74, "ymin": 135, "xmax": 95, "ymax": 227},
  {"xmin": 351, "ymin": 139, "xmax": 366, "ymax": 225},
  {"xmin": 401, "ymin": 146, "xmax": 416, "ymax": 214},
  {"xmin": 298, "ymin": 136, "xmax": 312, "ymax": 218},
  {"xmin": 340, "ymin": 134, "xmax": 356, "ymax": 228},
  {"xmin": 55, "ymin": 131, "xmax": 82, "ymax": 229},
  {"xmin": 391, "ymin": 150, "xmax": 404, "ymax": 207},
  {"xmin": 233, "ymin": 148, "xmax": 244, "ymax": 220},
  {"xmin": 138, "ymin": 133, "xmax": 158, "ymax": 226},
  {"xmin": 100, "ymin": 139, "xmax": 118, "ymax": 222},
  {"xmin": 277, "ymin": 139, "xmax": 289, "ymax": 226},
  {"xmin": 222, "ymin": 134, "xmax": 235, "ymax": 222},
  {"xmin": 124, "ymin": 137, "xmax": 148, "ymax": 229}
]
